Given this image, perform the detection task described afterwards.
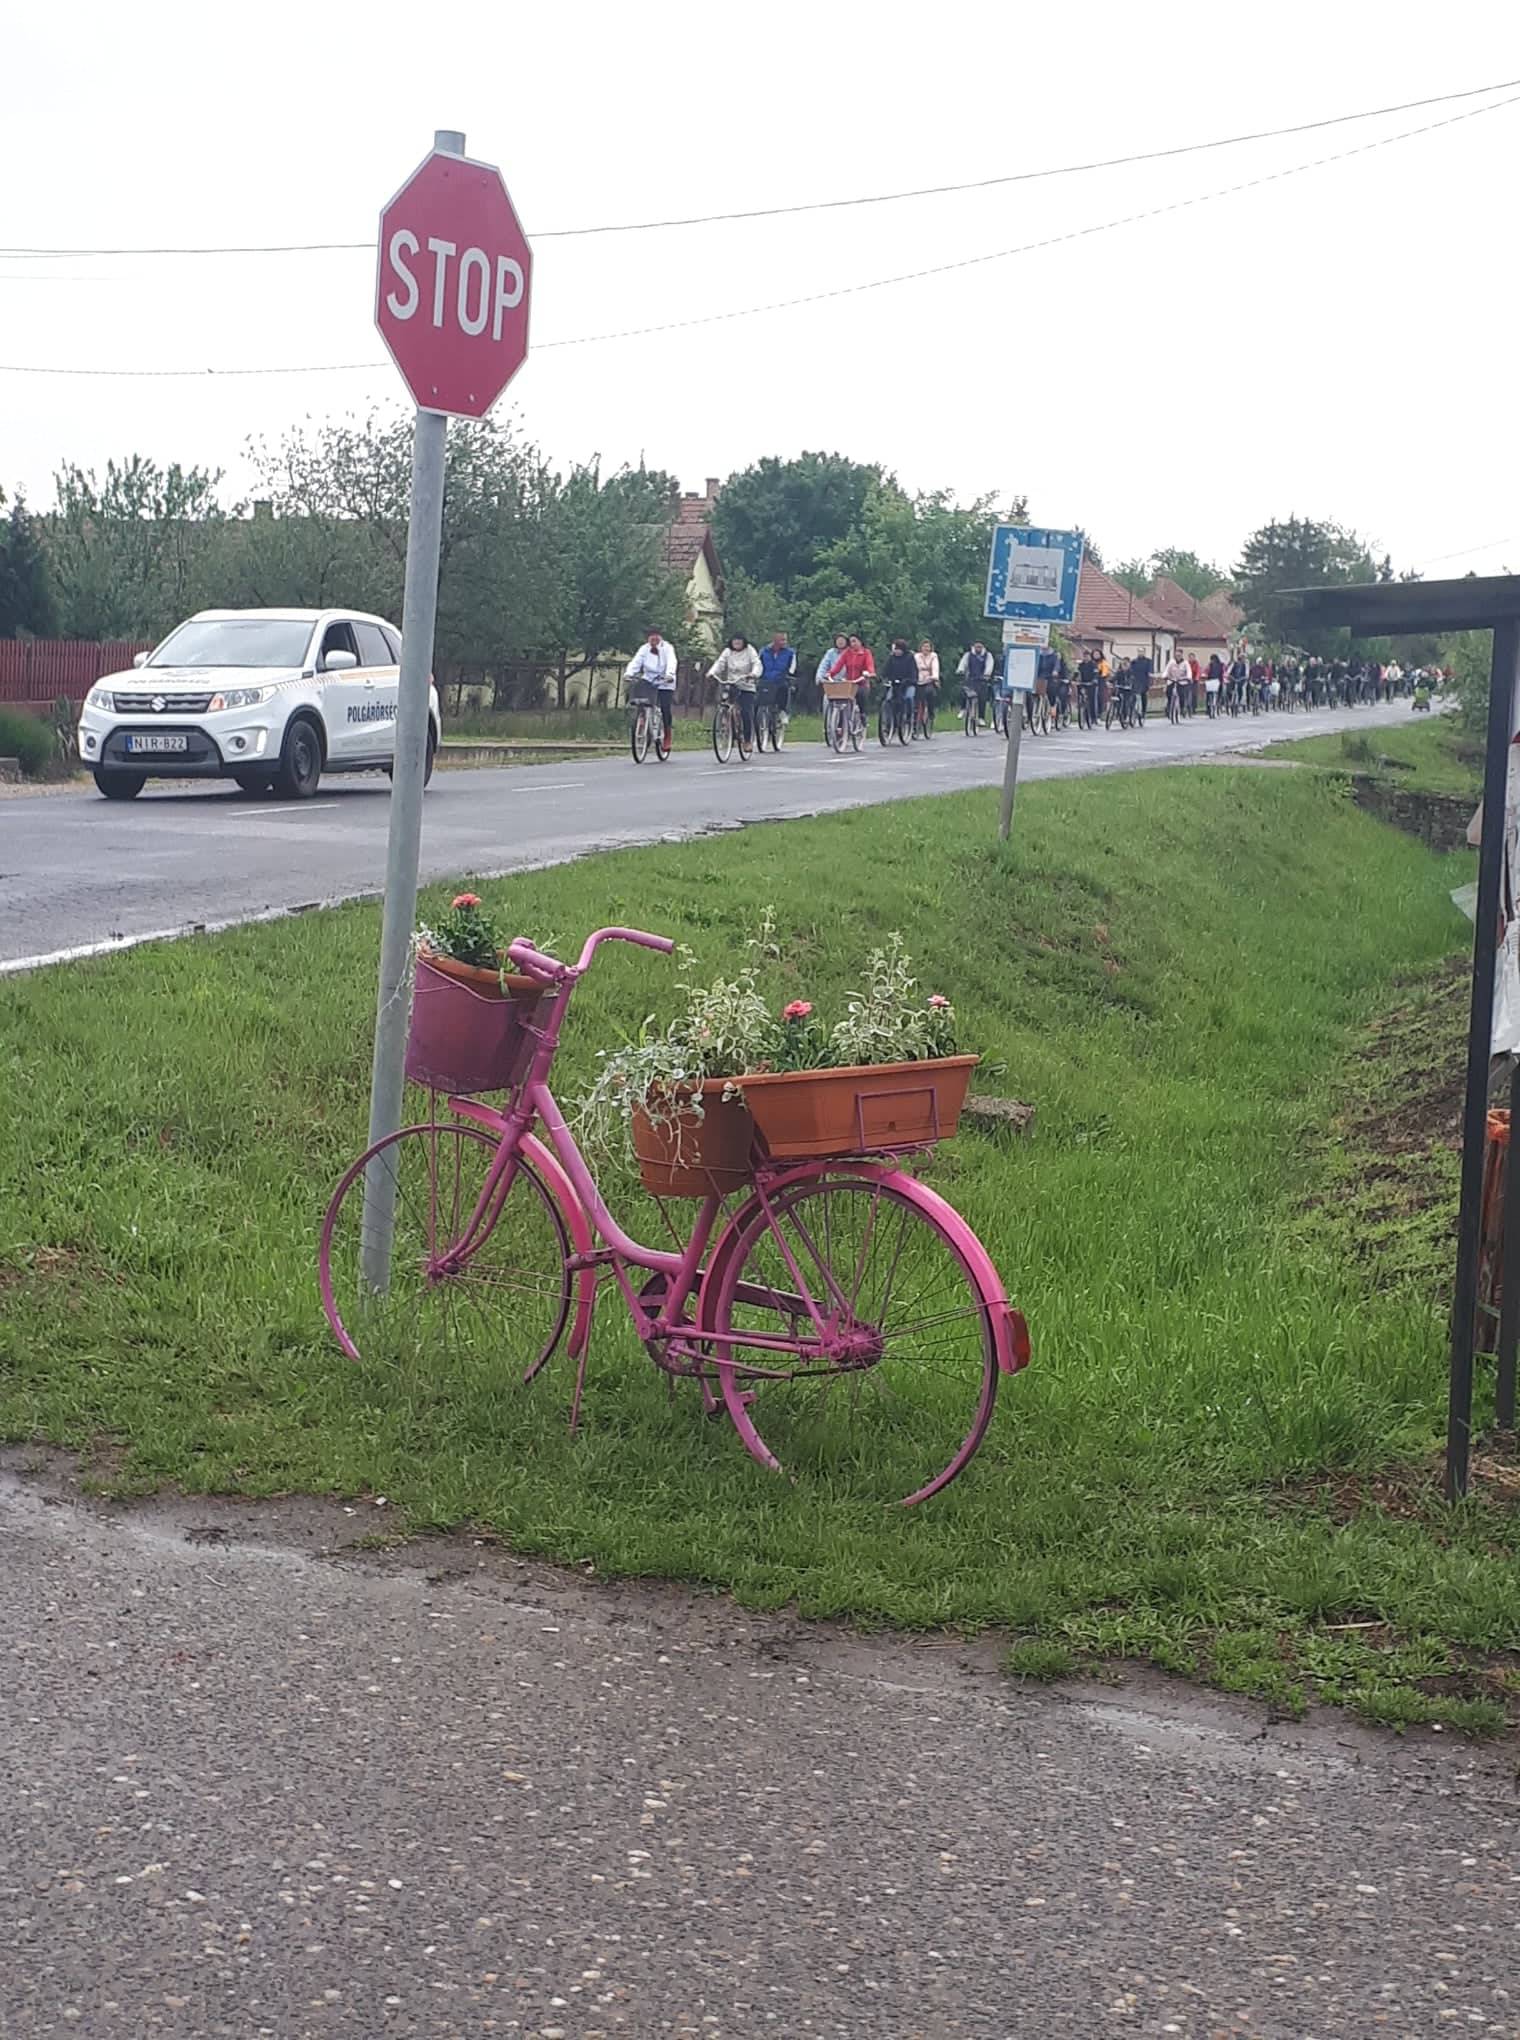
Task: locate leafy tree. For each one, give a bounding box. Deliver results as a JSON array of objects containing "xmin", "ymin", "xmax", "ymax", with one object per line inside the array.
[
  {"xmin": 0, "ymin": 491, "xmax": 58, "ymax": 638},
  {"xmin": 1149, "ymin": 546, "xmax": 1230, "ymax": 600},
  {"xmin": 1111, "ymin": 547, "xmax": 1229, "ymax": 601},
  {"xmin": 1233, "ymin": 516, "xmax": 1379, "ymax": 654},
  {"xmin": 538, "ymin": 463, "xmax": 685, "ymax": 707},
  {"xmin": 711, "ymin": 452, "xmax": 885, "ymax": 598},
  {"xmin": 47, "ymin": 456, "xmax": 226, "ymax": 638}
]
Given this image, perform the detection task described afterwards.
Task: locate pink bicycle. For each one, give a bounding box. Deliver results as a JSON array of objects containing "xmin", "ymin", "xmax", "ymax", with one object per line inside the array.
[{"xmin": 319, "ymin": 926, "xmax": 1029, "ymax": 1505}]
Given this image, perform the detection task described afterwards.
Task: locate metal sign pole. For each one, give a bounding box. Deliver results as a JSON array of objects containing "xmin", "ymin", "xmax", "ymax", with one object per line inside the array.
[
  {"xmin": 1446, "ymin": 616, "xmax": 1520, "ymax": 1495},
  {"xmin": 998, "ymin": 696, "xmax": 1024, "ymax": 842},
  {"xmin": 360, "ymin": 129, "xmax": 463, "ymax": 1291}
]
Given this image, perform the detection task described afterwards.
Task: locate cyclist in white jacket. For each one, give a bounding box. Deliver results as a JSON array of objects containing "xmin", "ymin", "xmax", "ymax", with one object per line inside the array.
[
  {"xmin": 708, "ymin": 635, "xmax": 764, "ymax": 748},
  {"xmin": 624, "ymin": 630, "xmax": 680, "ymax": 745}
]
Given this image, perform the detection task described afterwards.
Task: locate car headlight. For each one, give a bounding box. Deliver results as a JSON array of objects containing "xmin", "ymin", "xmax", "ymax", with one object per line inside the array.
[
  {"xmin": 209, "ymin": 686, "xmax": 272, "ymax": 712},
  {"xmin": 85, "ymin": 686, "xmax": 113, "ymax": 711}
]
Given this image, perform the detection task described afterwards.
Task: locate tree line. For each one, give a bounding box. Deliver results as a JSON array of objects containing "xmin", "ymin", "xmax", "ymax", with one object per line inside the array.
[{"xmin": 0, "ymin": 418, "xmax": 1453, "ymax": 695}]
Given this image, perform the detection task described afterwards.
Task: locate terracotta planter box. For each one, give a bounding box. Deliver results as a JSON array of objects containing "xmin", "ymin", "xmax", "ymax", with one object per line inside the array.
[
  {"xmin": 632, "ymin": 1080, "xmax": 755, "ymax": 1198},
  {"xmin": 404, "ymin": 949, "xmax": 543, "ymax": 1096},
  {"xmin": 736, "ymin": 1054, "xmax": 979, "ymax": 1160}
]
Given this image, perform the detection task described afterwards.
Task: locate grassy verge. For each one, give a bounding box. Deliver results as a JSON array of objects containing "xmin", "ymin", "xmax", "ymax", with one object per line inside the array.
[
  {"xmin": 1273, "ymin": 717, "xmax": 1482, "ymax": 799},
  {"xmin": 2, "ymin": 765, "xmax": 1516, "ymax": 1733}
]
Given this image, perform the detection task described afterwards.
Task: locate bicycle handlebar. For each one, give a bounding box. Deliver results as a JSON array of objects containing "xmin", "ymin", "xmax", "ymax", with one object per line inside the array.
[{"xmin": 506, "ymin": 926, "xmax": 675, "ymax": 983}]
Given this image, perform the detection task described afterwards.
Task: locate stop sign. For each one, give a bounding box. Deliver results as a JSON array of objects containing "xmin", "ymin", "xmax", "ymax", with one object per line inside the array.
[{"xmin": 375, "ymin": 149, "xmax": 533, "ymax": 418}]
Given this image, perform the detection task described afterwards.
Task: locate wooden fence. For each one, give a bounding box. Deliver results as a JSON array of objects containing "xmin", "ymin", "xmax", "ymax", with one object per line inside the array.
[{"xmin": 0, "ymin": 640, "xmax": 153, "ymax": 707}]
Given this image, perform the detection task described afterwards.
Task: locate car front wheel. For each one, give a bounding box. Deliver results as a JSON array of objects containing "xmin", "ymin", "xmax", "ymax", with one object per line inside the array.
[
  {"xmin": 273, "ymin": 718, "xmax": 323, "ymax": 800},
  {"xmin": 93, "ymin": 769, "xmax": 146, "ymax": 801}
]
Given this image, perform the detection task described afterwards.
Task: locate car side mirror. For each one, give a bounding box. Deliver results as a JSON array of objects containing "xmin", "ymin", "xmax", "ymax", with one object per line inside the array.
[
  {"xmin": 132, "ymin": 651, "xmax": 148, "ymax": 669},
  {"xmin": 321, "ymin": 649, "xmax": 359, "ymax": 673}
]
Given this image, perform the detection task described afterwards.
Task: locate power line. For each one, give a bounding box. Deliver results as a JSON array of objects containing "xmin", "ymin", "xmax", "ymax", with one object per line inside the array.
[
  {"xmin": 0, "ymin": 92, "xmax": 1512, "ymax": 381},
  {"xmin": 0, "ymin": 74, "xmax": 1515, "ymax": 260}
]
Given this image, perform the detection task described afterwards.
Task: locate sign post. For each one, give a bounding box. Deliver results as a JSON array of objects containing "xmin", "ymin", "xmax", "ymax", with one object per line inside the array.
[
  {"xmin": 984, "ymin": 524, "xmax": 1084, "ymax": 843},
  {"xmin": 361, "ymin": 130, "xmax": 534, "ymax": 1289}
]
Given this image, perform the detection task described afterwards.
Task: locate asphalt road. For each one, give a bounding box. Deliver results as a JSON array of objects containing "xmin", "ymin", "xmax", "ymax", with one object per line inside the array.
[
  {"xmin": 0, "ymin": 702, "xmax": 1416, "ymax": 969},
  {"xmin": 4, "ymin": 1461, "xmax": 1516, "ymax": 2039}
]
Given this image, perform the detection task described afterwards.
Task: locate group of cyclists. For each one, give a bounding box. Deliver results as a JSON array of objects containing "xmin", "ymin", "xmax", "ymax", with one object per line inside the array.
[
  {"xmin": 623, "ymin": 621, "xmax": 1449, "ymax": 762},
  {"xmin": 1038, "ymin": 649, "xmax": 1448, "ymax": 734}
]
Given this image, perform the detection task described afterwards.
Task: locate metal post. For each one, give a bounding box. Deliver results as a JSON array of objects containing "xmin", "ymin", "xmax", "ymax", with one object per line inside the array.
[
  {"xmin": 1445, "ymin": 618, "xmax": 1520, "ymax": 1496},
  {"xmin": 360, "ymin": 127, "xmax": 464, "ymax": 1291},
  {"xmin": 998, "ymin": 694, "xmax": 1024, "ymax": 842},
  {"xmin": 1494, "ymin": 1058, "xmax": 1520, "ymax": 1430}
]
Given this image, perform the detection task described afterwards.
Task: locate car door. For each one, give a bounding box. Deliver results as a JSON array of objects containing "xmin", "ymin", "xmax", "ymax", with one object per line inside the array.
[
  {"xmin": 315, "ymin": 619, "xmax": 365, "ymax": 763},
  {"xmin": 353, "ymin": 621, "xmax": 400, "ymax": 760}
]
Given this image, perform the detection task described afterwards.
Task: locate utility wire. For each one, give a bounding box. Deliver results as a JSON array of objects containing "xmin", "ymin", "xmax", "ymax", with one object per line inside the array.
[
  {"xmin": 0, "ymin": 74, "xmax": 1515, "ymax": 259},
  {"xmin": 0, "ymin": 91, "xmax": 1513, "ymax": 380}
]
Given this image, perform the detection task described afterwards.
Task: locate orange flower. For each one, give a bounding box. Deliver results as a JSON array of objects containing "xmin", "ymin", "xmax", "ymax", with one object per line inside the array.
[
  {"xmin": 451, "ymin": 892, "xmax": 482, "ymax": 910},
  {"xmin": 783, "ymin": 1000, "xmax": 813, "ymax": 1021}
]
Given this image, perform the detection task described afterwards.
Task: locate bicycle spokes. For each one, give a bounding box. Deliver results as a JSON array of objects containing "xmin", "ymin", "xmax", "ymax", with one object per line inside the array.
[{"xmin": 707, "ymin": 1174, "xmax": 1000, "ymax": 1505}]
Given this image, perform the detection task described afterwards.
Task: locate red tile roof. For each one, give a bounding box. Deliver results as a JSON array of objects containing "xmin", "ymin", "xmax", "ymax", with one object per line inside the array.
[
  {"xmin": 1143, "ymin": 576, "xmax": 1242, "ymax": 642},
  {"xmin": 1067, "ymin": 562, "xmax": 1173, "ymax": 637},
  {"xmin": 661, "ymin": 487, "xmax": 724, "ymax": 584}
]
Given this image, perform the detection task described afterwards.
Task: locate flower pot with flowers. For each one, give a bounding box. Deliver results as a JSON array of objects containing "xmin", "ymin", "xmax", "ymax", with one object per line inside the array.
[
  {"xmin": 577, "ymin": 927, "xmax": 977, "ymax": 1190},
  {"xmin": 406, "ymin": 893, "xmax": 545, "ymax": 1096},
  {"xmin": 575, "ymin": 937, "xmax": 773, "ymax": 1196},
  {"xmin": 734, "ymin": 936, "xmax": 977, "ymax": 1159}
]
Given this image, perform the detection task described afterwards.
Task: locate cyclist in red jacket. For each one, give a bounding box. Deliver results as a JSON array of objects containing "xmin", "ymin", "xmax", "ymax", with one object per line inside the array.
[{"xmin": 836, "ymin": 634, "xmax": 876, "ymax": 715}]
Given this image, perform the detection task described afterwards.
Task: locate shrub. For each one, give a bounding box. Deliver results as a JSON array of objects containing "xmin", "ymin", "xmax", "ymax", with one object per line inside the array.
[{"xmin": 0, "ymin": 706, "xmax": 56, "ymax": 779}]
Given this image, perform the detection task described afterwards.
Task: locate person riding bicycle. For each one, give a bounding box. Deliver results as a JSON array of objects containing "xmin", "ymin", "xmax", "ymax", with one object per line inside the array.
[
  {"xmin": 883, "ymin": 639, "xmax": 918, "ymax": 735},
  {"xmin": 1076, "ymin": 651, "xmax": 1099, "ymax": 727},
  {"xmin": 759, "ymin": 633, "xmax": 797, "ymax": 736},
  {"xmin": 914, "ymin": 640, "xmax": 940, "ymax": 735},
  {"xmin": 708, "ymin": 633, "xmax": 763, "ymax": 747},
  {"xmin": 1228, "ymin": 651, "xmax": 1248, "ymax": 711},
  {"xmin": 1129, "ymin": 649, "xmax": 1153, "ymax": 722},
  {"xmin": 1163, "ymin": 650, "xmax": 1191, "ymax": 720},
  {"xmin": 836, "ymin": 633, "xmax": 876, "ymax": 713},
  {"xmin": 958, "ymin": 642, "xmax": 997, "ymax": 730},
  {"xmin": 624, "ymin": 628, "xmax": 679, "ymax": 744}
]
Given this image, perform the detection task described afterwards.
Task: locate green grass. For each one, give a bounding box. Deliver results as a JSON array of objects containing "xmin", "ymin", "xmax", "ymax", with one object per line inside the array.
[
  {"xmin": 2, "ymin": 763, "xmax": 1516, "ymax": 1732},
  {"xmin": 1273, "ymin": 718, "xmax": 1482, "ymax": 799}
]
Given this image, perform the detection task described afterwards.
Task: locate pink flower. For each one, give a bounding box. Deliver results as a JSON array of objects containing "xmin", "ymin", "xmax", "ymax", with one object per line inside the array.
[
  {"xmin": 928, "ymin": 994, "xmax": 951, "ymax": 1010},
  {"xmin": 451, "ymin": 892, "xmax": 482, "ymax": 910},
  {"xmin": 783, "ymin": 1000, "xmax": 813, "ymax": 1022}
]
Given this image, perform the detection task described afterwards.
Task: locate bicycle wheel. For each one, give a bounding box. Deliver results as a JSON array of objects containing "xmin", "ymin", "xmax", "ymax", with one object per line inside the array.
[
  {"xmin": 320, "ymin": 1122, "xmax": 572, "ymax": 1378},
  {"xmin": 713, "ymin": 706, "xmax": 734, "ymax": 762},
  {"xmin": 752, "ymin": 705, "xmax": 770, "ymax": 754},
  {"xmin": 826, "ymin": 701, "xmax": 845, "ymax": 753},
  {"xmin": 736, "ymin": 708, "xmax": 754, "ymax": 760},
  {"xmin": 963, "ymin": 694, "xmax": 977, "ymax": 737},
  {"xmin": 654, "ymin": 715, "xmax": 672, "ymax": 761},
  {"xmin": 706, "ymin": 1171, "xmax": 1001, "ymax": 1506},
  {"xmin": 630, "ymin": 706, "xmax": 650, "ymax": 764},
  {"xmin": 877, "ymin": 701, "xmax": 892, "ymax": 747},
  {"xmin": 848, "ymin": 707, "xmax": 863, "ymax": 752}
]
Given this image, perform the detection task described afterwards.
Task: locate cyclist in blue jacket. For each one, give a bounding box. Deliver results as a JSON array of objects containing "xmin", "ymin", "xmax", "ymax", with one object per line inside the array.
[{"xmin": 759, "ymin": 633, "xmax": 797, "ymax": 737}]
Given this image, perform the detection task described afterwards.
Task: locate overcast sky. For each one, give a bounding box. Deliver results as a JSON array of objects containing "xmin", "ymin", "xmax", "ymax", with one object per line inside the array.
[{"xmin": 4, "ymin": 0, "xmax": 1517, "ymax": 583}]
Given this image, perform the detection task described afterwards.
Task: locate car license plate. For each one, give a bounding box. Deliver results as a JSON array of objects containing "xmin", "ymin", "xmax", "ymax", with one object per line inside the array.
[{"xmin": 124, "ymin": 733, "xmax": 189, "ymax": 754}]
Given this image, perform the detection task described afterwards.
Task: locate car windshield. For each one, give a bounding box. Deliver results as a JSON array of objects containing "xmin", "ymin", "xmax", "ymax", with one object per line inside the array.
[{"xmin": 147, "ymin": 618, "xmax": 314, "ymax": 669}]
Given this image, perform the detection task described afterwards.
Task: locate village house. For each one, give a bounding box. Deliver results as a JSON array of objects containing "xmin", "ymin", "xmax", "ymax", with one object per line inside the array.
[{"xmin": 1061, "ymin": 562, "xmax": 1243, "ymax": 670}]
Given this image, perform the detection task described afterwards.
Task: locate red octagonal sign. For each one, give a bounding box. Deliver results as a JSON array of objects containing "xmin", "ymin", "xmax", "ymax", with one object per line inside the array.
[{"xmin": 376, "ymin": 150, "xmax": 533, "ymax": 418}]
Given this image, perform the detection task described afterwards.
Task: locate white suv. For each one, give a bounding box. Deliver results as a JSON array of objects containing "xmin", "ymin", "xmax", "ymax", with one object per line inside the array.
[{"xmin": 77, "ymin": 607, "xmax": 441, "ymax": 801}]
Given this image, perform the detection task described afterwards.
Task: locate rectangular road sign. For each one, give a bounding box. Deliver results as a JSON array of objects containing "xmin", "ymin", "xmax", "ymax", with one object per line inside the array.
[
  {"xmin": 1004, "ymin": 647, "xmax": 1038, "ymax": 692},
  {"xmin": 1002, "ymin": 619, "xmax": 1051, "ymax": 648},
  {"xmin": 985, "ymin": 525, "xmax": 1084, "ymax": 624}
]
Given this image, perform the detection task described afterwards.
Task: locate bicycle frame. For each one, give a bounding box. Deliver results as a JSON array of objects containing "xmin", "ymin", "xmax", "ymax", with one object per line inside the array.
[{"xmin": 413, "ymin": 930, "xmax": 1026, "ymax": 1393}]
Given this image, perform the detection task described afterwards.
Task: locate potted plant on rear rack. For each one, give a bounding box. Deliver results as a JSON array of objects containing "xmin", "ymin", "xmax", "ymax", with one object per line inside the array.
[
  {"xmin": 735, "ymin": 934, "xmax": 978, "ymax": 1159},
  {"xmin": 577, "ymin": 927, "xmax": 978, "ymax": 1192},
  {"xmin": 407, "ymin": 893, "xmax": 545, "ymax": 1096}
]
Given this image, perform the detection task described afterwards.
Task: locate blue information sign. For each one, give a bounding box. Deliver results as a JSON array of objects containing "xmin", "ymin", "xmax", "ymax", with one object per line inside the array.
[{"xmin": 984, "ymin": 525, "xmax": 1084, "ymax": 625}]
